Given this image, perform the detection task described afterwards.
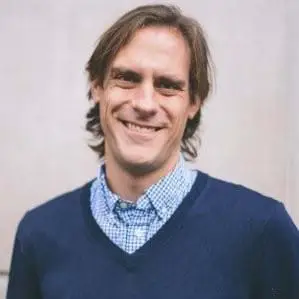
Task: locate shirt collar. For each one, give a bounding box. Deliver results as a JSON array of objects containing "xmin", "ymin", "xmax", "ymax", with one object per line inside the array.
[
  {"xmin": 143, "ymin": 155, "xmax": 191, "ymax": 219},
  {"xmin": 94, "ymin": 155, "xmax": 193, "ymax": 220},
  {"xmin": 97, "ymin": 163, "xmax": 119, "ymax": 212}
]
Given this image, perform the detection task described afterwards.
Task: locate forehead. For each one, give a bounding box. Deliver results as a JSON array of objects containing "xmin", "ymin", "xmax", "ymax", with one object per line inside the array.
[{"xmin": 110, "ymin": 26, "xmax": 191, "ymax": 76}]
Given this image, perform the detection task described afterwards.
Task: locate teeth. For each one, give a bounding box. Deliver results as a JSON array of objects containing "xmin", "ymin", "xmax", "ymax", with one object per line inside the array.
[{"xmin": 126, "ymin": 122, "xmax": 156, "ymax": 133}]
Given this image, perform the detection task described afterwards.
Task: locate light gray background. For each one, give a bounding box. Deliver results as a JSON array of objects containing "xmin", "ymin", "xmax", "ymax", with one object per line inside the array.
[{"xmin": 1, "ymin": 0, "xmax": 298, "ymax": 296}]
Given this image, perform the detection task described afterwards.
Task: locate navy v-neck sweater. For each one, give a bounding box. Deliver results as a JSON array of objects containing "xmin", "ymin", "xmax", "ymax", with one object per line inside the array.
[{"xmin": 7, "ymin": 171, "xmax": 299, "ymax": 299}]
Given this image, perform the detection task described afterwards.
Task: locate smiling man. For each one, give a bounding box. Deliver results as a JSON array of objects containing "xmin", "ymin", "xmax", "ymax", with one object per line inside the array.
[
  {"xmin": 7, "ymin": 4, "xmax": 299, "ymax": 299},
  {"xmin": 90, "ymin": 25, "xmax": 200, "ymax": 201}
]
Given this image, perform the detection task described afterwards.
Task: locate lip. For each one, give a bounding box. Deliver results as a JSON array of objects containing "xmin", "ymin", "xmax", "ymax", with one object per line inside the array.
[
  {"xmin": 118, "ymin": 119, "xmax": 162, "ymax": 141},
  {"xmin": 118, "ymin": 119, "xmax": 162, "ymax": 131}
]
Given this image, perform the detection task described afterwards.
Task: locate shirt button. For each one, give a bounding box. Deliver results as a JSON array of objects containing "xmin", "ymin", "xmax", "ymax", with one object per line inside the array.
[{"xmin": 119, "ymin": 201, "xmax": 128, "ymax": 209}]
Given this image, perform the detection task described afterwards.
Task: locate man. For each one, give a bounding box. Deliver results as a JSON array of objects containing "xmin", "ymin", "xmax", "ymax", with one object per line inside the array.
[{"xmin": 7, "ymin": 4, "xmax": 299, "ymax": 299}]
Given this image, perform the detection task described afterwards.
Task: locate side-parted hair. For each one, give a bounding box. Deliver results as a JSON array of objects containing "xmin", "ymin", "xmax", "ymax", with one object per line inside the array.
[{"xmin": 85, "ymin": 4, "xmax": 213, "ymax": 160}]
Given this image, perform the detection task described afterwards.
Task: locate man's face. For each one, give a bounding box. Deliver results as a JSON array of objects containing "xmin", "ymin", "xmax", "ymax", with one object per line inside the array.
[{"xmin": 92, "ymin": 26, "xmax": 200, "ymax": 175}]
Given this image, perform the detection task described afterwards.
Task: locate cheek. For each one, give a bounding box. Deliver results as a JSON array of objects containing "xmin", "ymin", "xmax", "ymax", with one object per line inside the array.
[
  {"xmin": 100, "ymin": 89, "xmax": 118, "ymax": 121},
  {"xmin": 163, "ymin": 100, "xmax": 191, "ymax": 132},
  {"xmin": 171, "ymin": 115, "xmax": 189, "ymax": 139},
  {"xmin": 98, "ymin": 96, "xmax": 112, "ymax": 134},
  {"xmin": 161, "ymin": 111, "xmax": 189, "ymax": 149},
  {"xmin": 104, "ymin": 87, "xmax": 133, "ymax": 115},
  {"xmin": 100, "ymin": 88, "xmax": 130, "ymax": 133}
]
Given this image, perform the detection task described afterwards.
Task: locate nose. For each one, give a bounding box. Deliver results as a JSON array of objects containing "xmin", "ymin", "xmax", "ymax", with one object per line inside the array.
[{"xmin": 131, "ymin": 83, "xmax": 158, "ymax": 117}]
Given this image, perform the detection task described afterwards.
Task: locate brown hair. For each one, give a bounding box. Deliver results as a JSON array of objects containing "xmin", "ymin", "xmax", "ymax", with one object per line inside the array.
[{"xmin": 85, "ymin": 4, "xmax": 213, "ymax": 160}]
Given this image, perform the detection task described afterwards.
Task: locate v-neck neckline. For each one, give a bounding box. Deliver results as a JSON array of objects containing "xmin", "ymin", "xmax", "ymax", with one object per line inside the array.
[{"xmin": 80, "ymin": 170, "xmax": 209, "ymax": 269}]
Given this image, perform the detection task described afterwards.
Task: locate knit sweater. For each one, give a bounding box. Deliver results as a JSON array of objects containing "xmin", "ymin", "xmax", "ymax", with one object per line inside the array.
[{"xmin": 7, "ymin": 171, "xmax": 299, "ymax": 299}]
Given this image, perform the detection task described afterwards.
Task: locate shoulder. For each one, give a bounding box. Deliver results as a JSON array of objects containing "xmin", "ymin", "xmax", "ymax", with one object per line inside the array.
[
  {"xmin": 193, "ymin": 170, "xmax": 294, "ymax": 230},
  {"xmin": 16, "ymin": 180, "xmax": 94, "ymax": 240},
  {"xmin": 192, "ymin": 171, "xmax": 299, "ymax": 257}
]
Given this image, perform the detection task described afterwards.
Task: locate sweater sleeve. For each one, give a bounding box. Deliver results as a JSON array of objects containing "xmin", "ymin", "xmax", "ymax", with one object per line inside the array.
[
  {"xmin": 6, "ymin": 217, "xmax": 42, "ymax": 299},
  {"xmin": 255, "ymin": 202, "xmax": 299, "ymax": 299}
]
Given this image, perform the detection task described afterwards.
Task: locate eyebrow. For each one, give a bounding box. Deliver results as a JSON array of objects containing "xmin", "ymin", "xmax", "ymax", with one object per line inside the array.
[{"xmin": 110, "ymin": 66, "xmax": 187, "ymax": 89}]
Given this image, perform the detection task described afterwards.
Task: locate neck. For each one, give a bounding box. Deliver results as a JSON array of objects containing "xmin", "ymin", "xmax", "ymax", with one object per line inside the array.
[{"xmin": 104, "ymin": 153, "xmax": 180, "ymax": 202}]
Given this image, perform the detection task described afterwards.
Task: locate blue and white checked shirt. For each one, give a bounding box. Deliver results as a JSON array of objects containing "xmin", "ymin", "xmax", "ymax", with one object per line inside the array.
[{"xmin": 90, "ymin": 156, "xmax": 197, "ymax": 254}]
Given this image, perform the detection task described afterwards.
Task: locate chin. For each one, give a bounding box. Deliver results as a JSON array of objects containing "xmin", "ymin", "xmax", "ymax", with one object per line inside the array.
[{"xmin": 119, "ymin": 153, "xmax": 161, "ymax": 176}]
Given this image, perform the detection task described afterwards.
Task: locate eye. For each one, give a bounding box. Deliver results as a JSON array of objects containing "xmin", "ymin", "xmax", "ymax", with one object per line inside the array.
[
  {"xmin": 116, "ymin": 73, "xmax": 137, "ymax": 83},
  {"xmin": 156, "ymin": 79, "xmax": 183, "ymax": 96},
  {"xmin": 111, "ymin": 71, "xmax": 141, "ymax": 89},
  {"xmin": 159, "ymin": 82, "xmax": 175, "ymax": 89}
]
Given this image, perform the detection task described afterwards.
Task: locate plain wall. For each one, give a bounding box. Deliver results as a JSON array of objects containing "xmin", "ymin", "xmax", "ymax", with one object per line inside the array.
[
  {"xmin": 1, "ymin": 0, "xmax": 298, "ymax": 295},
  {"xmin": 286, "ymin": 0, "xmax": 299, "ymax": 224}
]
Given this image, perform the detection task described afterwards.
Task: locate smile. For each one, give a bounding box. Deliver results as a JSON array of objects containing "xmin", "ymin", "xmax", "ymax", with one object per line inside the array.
[{"xmin": 120, "ymin": 120, "xmax": 162, "ymax": 133}]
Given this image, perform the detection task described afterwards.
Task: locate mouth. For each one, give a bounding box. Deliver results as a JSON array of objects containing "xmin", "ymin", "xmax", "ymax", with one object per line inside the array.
[{"xmin": 119, "ymin": 120, "xmax": 162, "ymax": 133}]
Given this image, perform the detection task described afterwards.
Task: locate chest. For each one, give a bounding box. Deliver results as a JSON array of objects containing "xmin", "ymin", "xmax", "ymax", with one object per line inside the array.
[{"xmin": 37, "ymin": 222, "xmax": 255, "ymax": 299}]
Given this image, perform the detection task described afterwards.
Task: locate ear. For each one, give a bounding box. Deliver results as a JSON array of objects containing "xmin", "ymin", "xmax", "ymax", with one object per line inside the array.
[
  {"xmin": 90, "ymin": 81, "xmax": 103, "ymax": 104},
  {"xmin": 188, "ymin": 96, "xmax": 202, "ymax": 119}
]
